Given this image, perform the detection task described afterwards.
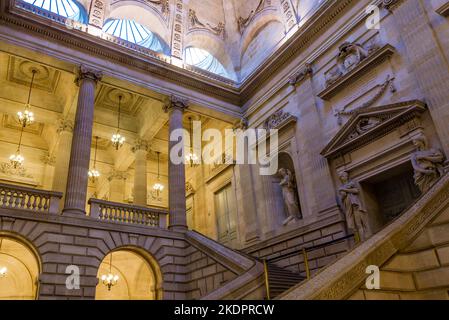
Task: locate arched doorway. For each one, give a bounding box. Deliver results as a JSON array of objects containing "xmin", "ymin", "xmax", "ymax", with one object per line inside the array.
[
  {"xmin": 0, "ymin": 235, "xmax": 40, "ymax": 300},
  {"xmin": 95, "ymin": 248, "xmax": 163, "ymax": 300}
]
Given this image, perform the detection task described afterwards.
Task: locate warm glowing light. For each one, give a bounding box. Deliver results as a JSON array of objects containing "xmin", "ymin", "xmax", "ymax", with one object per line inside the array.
[
  {"xmin": 153, "ymin": 182, "xmax": 164, "ymax": 192},
  {"xmin": 0, "ymin": 266, "xmax": 7, "ymax": 278},
  {"xmin": 101, "ymin": 273, "xmax": 119, "ymax": 291},
  {"xmin": 111, "ymin": 132, "xmax": 125, "ymax": 150},
  {"xmin": 88, "ymin": 168, "xmax": 100, "ymax": 181},
  {"xmin": 9, "ymin": 153, "xmax": 24, "ymax": 168},
  {"xmin": 17, "ymin": 109, "xmax": 35, "ymax": 127}
]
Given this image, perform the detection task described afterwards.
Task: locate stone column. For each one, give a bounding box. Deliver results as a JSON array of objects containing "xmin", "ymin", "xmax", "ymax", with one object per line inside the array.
[
  {"xmin": 385, "ymin": 0, "xmax": 449, "ymax": 155},
  {"xmin": 132, "ymin": 139, "xmax": 149, "ymax": 206},
  {"xmin": 108, "ymin": 170, "xmax": 127, "ymax": 203},
  {"xmin": 63, "ymin": 66, "xmax": 102, "ymax": 215},
  {"xmin": 164, "ymin": 95, "xmax": 188, "ymax": 232},
  {"xmin": 52, "ymin": 119, "xmax": 73, "ymax": 204}
]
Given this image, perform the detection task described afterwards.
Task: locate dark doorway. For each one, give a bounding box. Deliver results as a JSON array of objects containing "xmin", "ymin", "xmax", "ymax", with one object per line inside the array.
[{"xmin": 361, "ymin": 163, "xmax": 421, "ymax": 231}]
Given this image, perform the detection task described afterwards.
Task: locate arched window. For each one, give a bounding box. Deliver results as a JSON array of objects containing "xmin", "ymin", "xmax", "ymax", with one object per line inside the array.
[
  {"xmin": 23, "ymin": 0, "xmax": 87, "ymax": 23},
  {"xmin": 184, "ymin": 47, "xmax": 230, "ymax": 78},
  {"xmin": 103, "ymin": 19, "xmax": 170, "ymax": 55}
]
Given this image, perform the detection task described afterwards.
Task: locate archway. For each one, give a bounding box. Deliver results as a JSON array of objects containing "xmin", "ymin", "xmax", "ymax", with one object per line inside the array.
[
  {"xmin": 95, "ymin": 248, "xmax": 163, "ymax": 300},
  {"xmin": 0, "ymin": 236, "xmax": 40, "ymax": 300}
]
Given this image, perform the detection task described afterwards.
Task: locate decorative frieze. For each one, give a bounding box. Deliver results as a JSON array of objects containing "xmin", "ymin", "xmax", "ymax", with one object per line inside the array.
[
  {"xmin": 188, "ymin": 9, "xmax": 225, "ymax": 39},
  {"xmin": 334, "ymin": 75, "xmax": 396, "ymax": 125},
  {"xmin": 171, "ymin": 0, "xmax": 185, "ymax": 60},
  {"xmin": 88, "ymin": 0, "xmax": 106, "ymax": 28},
  {"xmin": 279, "ymin": 0, "xmax": 297, "ymax": 32},
  {"xmin": 237, "ymin": 0, "xmax": 273, "ymax": 34}
]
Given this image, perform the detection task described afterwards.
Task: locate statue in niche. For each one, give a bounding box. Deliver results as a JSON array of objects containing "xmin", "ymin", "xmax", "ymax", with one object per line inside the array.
[
  {"xmin": 411, "ymin": 133, "xmax": 445, "ymax": 193},
  {"xmin": 337, "ymin": 171, "xmax": 371, "ymax": 242},
  {"xmin": 278, "ymin": 168, "xmax": 301, "ymax": 225}
]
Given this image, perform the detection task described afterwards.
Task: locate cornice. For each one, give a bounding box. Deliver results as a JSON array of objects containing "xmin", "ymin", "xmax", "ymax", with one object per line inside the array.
[
  {"xmin": 0, "ymin": 0, "xmax": 390, "ymax": 108},
  {"xmin": 0, "ymin": 0, "xmax": 242, "ymax": 104}
]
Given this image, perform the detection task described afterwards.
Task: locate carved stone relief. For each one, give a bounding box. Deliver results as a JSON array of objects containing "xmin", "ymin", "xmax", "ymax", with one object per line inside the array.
[
  {"xmin": 325, "ymin": 41, "xmax": 380, "ymax": 87},
  {"xmin": 88, "ymin": 0, "xmax": 106, "ymax": 28},
  {"xmin": 188, "ymin": 9, "xmax": 225, "ymax": 39},
  {"xmin": 237, "ymin": 0, "xmax": 273, "ymax": 34},
  {"xmin": 263, "ymin": 110, "xmax": 297, "ymax": 130},
  {"xmin": 171, "ymin": 0, "xmax": 185, "ymax": 59}
]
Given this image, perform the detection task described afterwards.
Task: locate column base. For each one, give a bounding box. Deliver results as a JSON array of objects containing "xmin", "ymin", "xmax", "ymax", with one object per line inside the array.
[
  {"xmin": 62, "ymin": 208, "xmax": 87, "ymax": 217},
  {"xmin": 169, "ymin": 225, "xmax": 188, "ymax": 232}
]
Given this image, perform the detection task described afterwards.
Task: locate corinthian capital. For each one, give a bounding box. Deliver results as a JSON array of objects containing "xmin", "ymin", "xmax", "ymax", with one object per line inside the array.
[
  {"xmin": 381, "ymin": 0, "xmax": 402, "ymax": 10},
  {"xmin": 163, "ymin": 95, "xmax": 189, "ymax": 113},
  {"xmin": 75, "ymin": 65, "xmax": 103, "ymax": 86},
  {"xmin": 289, "ymin": 63, "xmax": 313, "ymax": 86},
  {"xmin": 132, "ymin": 138, "xmax": 150, "ymax": 153},
  {"xmin": 57, "ymin": 118, "xmax": 74, "ymax": 134}
]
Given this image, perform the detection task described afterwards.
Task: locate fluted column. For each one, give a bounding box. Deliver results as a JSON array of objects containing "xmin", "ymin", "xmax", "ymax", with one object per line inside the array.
[
  {"xmin": 164, "ymin": 95, "xmax": 188, "ymax": 232},
  {"xmin": 53, "ymin": 119, "xmax": 73, "ymax": 204},
  {"xmin": 63, "ymin": 66, "xmax": 102, "ymax": 215},
  {"xmin": 132, "ymin": 139, "xmax": 149, "ymax": 206}
]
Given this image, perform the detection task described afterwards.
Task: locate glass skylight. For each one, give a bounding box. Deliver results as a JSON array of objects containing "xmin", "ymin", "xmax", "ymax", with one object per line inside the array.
[
  {"xmin": 184, "ymin": 47, "xmax": 230, "ymax": 79},
  {"xmin": 103, "ymin": 19, "xmax": 170, "ymax": 55},
  {"xmin": 23, "ymin": 0, "xmax": 87, "ymax": 23}
]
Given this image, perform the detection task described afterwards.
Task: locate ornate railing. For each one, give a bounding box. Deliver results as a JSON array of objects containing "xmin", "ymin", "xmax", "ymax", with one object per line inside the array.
[
  {"xmin": 0, "ymin": 183, "xmax": 62, "ymax": 214},
  {"xmin": 88, "ymin": 198, "xmax": 168, "ymax": 228}
]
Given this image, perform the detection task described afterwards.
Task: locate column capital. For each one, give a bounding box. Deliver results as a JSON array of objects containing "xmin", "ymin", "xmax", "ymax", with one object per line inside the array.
[
  {"xmin": 57, "ymin": 118, "xmax": 74, "ymax": 134},
  {"xmin": 289, "ymin": 63, "xmax": 313, "ymax": 86},
  {"xmin": 108, "ymin": 170, "xmax": 128, "ymax": 182},
  {"xmin": 132, "ymin": 138, "xmax": 150, "ymax": 153},
  {"xmin": 163, "ymin": 95, "xmax": 189, "ymax": 113},
  {"xmin": 75, "ymin": 65, "xmax": 103, "ymax": 86}
]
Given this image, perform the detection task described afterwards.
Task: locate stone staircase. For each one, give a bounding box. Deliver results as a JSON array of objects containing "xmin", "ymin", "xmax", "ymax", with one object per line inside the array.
[
  {"xmin": 266, "ymin": 262, "xmax": 305, "ymax": 299},
  {"xmin": 279, "ymin": 173, "xmax": 449, "ymax": 300}
]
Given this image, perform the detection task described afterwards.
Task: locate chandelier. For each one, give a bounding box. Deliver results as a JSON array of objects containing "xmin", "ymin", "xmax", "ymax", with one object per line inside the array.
[
  {"xmin": 185, "ymin": 117, "xmax": 199, "ymax": 167},
  {"xmin": 17, "ymin": 69, "xmax": 36, "ymax": 128},
  {"xmin": 111, "ymin": 95, "xmax": 125, "ymax": 150},
  {"xmin": 0, "ymin": 239, "xmax": 6, "ymax": 278},
  {"xmin": 101, "ymin": 253, "xmax": 119, "ymax": 291},
  {"xmin": 152, "ymin": 151, "xmax": 164, "ymax": 196},
  {"xmin": 88, "ymin": 136, "xmax": 100, "ymax": 182},
  {"xmin": 10, "ymin": 125, "xmax": 25, "ymax": 169}
]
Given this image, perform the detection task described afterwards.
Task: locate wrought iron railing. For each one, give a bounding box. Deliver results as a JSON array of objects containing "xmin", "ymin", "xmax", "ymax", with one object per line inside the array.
[
  {"xmin": 0, "ymin": 182, "xmax": 62, "ymax": 214},
  {"xmin": 88, "ymin": 198, "xmax": 168, "ymax": 228}
]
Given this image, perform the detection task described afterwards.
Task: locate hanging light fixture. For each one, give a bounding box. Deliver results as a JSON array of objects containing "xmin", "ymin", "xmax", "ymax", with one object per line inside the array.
[
  {"xmin": 88, "ymin": 136, "xmax": 100, "ymax": 182},
  {"xmin": 0, "ymin": 238, "xmax": 7, "ymax": 278},
  {"xmin": 111, "ymin": 95, "xmax": 125, "ymax": 150},
  {"xmin": 101, "ymin": 253, "xmax": 119, "ymax": 291},
  {"xmin": 152, "ymin": 151, "xmax": 164, "ymax": 196},
  {"xmin": 185, "ymin": 117, "xmax": 199, "ymax": 167},
  {"xmin": 17, "ymin": 69, "xmax": 36, "ymax": 128},
  {"xmin": 9, "ymin": 125, "xmax": 25, "ymax": 169}
]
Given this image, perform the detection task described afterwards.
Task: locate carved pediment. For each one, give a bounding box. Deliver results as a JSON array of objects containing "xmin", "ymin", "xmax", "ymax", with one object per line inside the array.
[{"xmin": 321, "ymin": 100, "xmax": 427, "ymax": 159}]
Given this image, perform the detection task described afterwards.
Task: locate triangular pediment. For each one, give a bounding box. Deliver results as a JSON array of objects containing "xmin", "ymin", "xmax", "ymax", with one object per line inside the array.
[{"xmin": 321, "ymin": 100, "xmax": 426, "ymax": 158}]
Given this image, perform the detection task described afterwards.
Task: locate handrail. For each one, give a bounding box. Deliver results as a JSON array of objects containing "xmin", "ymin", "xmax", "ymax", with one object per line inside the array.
[
  {"xmin": 263, "ymin": 259, "xmax": 271, "ymax": 300},
  {"xmin": 88, "ymin": 198, "xmax": 168, "ymax": 228},
  {"xmin": 0, "ymin": 182, "xmax": 62, "ymax": 214},
  {"xmin": 267, "ymin": 234, "xmax": 355, "ymax": 263}
]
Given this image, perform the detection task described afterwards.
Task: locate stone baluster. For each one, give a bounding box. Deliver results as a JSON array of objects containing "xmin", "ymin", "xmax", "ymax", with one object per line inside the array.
[{"xmin": 63, "ymin": 66, "xmax": 102, "ymax": 216}]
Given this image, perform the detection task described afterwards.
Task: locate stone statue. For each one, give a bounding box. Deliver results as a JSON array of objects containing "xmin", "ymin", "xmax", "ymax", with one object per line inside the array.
[
  {"xmin": 411, "ymin": 134, "xmax": 445, "ymax": 193},
  {"xmin": 337, "ymin": 171, "xmax": 371, "ymax": 242},
  {"xmin": 278, "ymin": 168, "xmax": 301, "ymax": 225}
]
